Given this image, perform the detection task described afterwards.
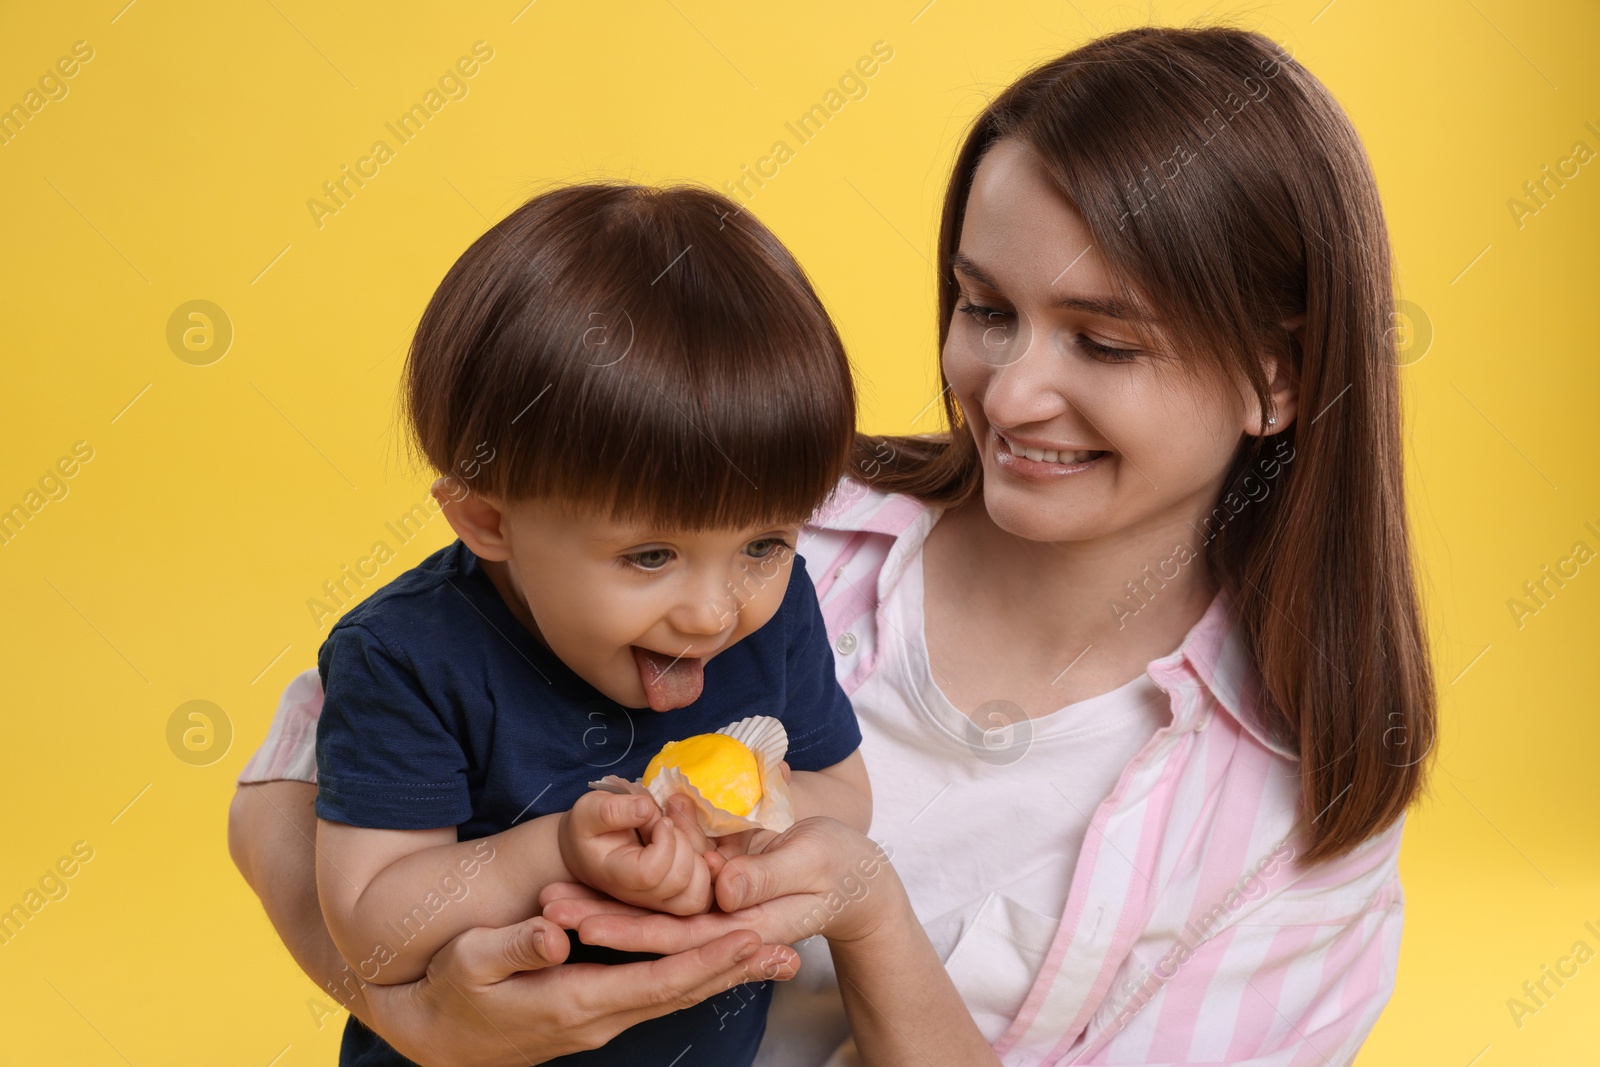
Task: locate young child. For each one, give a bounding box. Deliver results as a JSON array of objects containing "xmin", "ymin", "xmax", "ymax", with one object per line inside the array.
[{"xmin": 312, "ymin": 182, "xmax": 871, "ymax": 1066}]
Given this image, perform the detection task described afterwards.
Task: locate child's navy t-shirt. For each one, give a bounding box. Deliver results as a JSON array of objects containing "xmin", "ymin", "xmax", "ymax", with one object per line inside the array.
[{"xmin": 314, "ymin": 539, "xmax": 862, "ymax": 1067}]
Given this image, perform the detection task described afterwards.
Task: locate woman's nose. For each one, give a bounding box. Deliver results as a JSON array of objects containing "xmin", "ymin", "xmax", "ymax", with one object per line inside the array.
[{"xmin": 982, "ymin": 319, "xmax": 1069, "ymax": 427}]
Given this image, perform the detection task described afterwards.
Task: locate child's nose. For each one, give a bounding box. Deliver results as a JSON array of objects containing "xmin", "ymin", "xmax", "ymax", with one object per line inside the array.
[{"xmin": 669, "ymin": 578, "xmax": 739, "ymax": 638}]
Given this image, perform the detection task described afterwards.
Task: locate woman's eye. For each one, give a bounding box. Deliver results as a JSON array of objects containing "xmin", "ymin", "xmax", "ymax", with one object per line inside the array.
[
  {"xmin": 956, "ymin": 300, "xmax": 1013, "ymax": 323},
  {"xmin": 1076, "ymin": 334, "xmax": 1139, "ymax": 362},
  {"xmin": 625, "ymin": 548, "xmax": 673, "ymax": 571}
]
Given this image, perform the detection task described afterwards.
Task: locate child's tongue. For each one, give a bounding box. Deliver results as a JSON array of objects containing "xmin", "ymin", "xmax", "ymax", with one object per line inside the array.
[{"xmin": 631, "ymin": 646, "xmax": 704, "ymax": 712}]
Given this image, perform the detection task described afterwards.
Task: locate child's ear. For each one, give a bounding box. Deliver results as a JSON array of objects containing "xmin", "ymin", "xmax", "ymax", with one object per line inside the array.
[
  {"xmin": 432, "ymin": 477, "xmax": 513, "ymax": 561},
  {"xmin": 1245, "ymin": 313, "xmax": 1303, "ymax": 437}
]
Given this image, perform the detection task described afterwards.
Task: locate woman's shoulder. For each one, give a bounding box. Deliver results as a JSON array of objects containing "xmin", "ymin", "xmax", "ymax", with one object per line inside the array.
[
  {"xmin": 798, "ymin": 477, "xmax": 933, "ymax": 595},
  {"xmin": 802, "ymin": 477, "xmax": 930, "ymax": 544},
  {"xmin": 796, "ymin": 478, "xmax": 938, "ymax": 695},
  {"xmin": 237, "ymin": 668, "xmax": 323, "ymax": 784}
]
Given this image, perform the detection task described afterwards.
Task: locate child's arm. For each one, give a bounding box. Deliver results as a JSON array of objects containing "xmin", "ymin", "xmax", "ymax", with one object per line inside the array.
[
  {"xmin": 317, "ymin": 791, "xmax": 705, "ymax": 986},
  {"xmin": 316, "ymin": 814, "xmax": 564, "ymax": 987},
  {"xmin": 789, "ymin": 749, "xmax": 871, "ymax": 831}
]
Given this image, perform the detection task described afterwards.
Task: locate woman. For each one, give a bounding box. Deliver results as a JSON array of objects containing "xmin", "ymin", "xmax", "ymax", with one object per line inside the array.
[{"xmin": 230, "ymin": 24, "xmax": 1433, "ymax": 1065}]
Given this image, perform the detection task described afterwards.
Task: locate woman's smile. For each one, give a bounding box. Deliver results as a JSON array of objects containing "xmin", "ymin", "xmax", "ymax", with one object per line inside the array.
[{"xmin": 991, "ymin": 428, "xmax": 1109, "ymax": 477}]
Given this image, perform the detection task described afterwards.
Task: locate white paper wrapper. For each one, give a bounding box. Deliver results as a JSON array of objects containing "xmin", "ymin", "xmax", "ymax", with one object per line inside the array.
[{"xmin": 588, "ymin": 715, "xmax": 794, "ymax": 837}]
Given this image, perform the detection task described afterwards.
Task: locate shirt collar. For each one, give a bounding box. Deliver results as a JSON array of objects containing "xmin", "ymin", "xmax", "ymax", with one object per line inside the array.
[
  {"xmin": 1155, "ymin": 590, "xmax": 1299, "ymax": 762},
  {"xmin": 809, "ymin": 480, "xmax": 1299, "ymax": 763}
]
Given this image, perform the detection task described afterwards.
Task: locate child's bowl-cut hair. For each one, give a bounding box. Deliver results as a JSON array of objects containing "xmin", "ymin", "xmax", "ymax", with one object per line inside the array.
[{"xmin": 405, "ymin": 182, "xmax": 856, "ymax": 530}]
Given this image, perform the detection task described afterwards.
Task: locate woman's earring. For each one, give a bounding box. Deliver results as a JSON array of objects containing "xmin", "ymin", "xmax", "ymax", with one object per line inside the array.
[{"xmin": 1267, "ymin": 416, "xmax": 1277, "ymax": 427}]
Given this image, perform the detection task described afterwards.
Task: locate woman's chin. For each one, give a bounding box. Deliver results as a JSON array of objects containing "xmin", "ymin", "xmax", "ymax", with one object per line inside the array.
[{"xmin": 978, "ymin": 481, "xmax": 1102, "ymax": 545}]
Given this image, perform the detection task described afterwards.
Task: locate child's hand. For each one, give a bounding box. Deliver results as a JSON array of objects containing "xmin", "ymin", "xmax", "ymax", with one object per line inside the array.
[
  {"xmin": 557, "ymin": 791, "xmax": 713, "ymax": 916},
  {"xmin": 661, "ymin": 794, "xmax": 782, "ymax": 883}
]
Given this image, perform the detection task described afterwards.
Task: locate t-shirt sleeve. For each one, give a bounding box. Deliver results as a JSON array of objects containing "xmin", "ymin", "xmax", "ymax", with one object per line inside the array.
[
  {"xmin": 313, "ymin": 623, "xmax": 473, "ymax": 830},
  {"xmin": 780, "ymin": 554, "xmax": 863, "ymax": 772}
]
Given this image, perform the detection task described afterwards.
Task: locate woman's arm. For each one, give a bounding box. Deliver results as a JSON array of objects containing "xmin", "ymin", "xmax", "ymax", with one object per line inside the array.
[
  {"xmin": 720, "ymin": 821, "xmax": 1003, "ymax": 1066},
  {"xmin": 1060, "ymin": 823, "xmax": 1409, "ymax": 1065},
  {"xmin": 826, "ymin": 882, "xmax": 1000, "ymax": 1066},
  {"xmin": 229, "ymin": 780, "xmax": 800, "ymax": 1066},
  {"xmin": 229, "ymin": 782, "xmax": 378, "ymax": 1016},
  {"xmin": 543, "ymin": 817, "xmax": 1001, "ymax": 1067}
]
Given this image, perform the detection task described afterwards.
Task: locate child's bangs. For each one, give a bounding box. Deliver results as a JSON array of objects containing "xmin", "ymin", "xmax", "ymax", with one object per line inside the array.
[
  {"xmin": 408, "ymin": 182, "xmax": 856, "ymax": 532},
  {"xmin": 513, "ymin": 321, "xmax": 853, "ymax": 531}
]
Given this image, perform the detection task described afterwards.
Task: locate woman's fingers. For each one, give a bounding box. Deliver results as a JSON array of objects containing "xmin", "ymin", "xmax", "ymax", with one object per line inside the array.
[
  {"xmin": 574, "ymin": 902, "xmax": 802, "ymax": 955},
  {"xmin": 713, "ymin": 828, "xmax": 757, "ymax": 859},
  {"xmin": 540, "ymin": 886, "xmax": 656, "ymax": 926},
  {"xmin": 537, "ymin": 880, "xmax": 615, "ymax": 909},
  {"xmin": 541, "ymin": 892, "xmax": 659, "ymax": 932},
  {"xmin": 714, "ymin": 818, "xmax": 879, "ymax": 911},
  {"xmin": 715, "ymin": 833, "xmax": 818, "ymax": 912},
  {"xmin": 638, "ymin": 935, "xmax": 796, "ymax": 994},
  {"xmin": 589, "ymin": 932, "xmax": 800, "ymax": 1034},
  {"xmin": 397, "ymin": 923, "xmax": 797, "ymax": 1063},
  {"xmin": 578, "ymin": 908, "xmax": 743, "ymax": 955},
  {"xmin": 744, "ymin": 828, "xmax": 783, "ymax": 856}
]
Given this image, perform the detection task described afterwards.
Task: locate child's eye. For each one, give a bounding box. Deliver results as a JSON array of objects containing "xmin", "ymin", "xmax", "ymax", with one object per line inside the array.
[
  {"xmin": 624, "ymin": 548, "xmax": 674, "ymax": 571},
  {"xmin": 1076, "ymin": 334, "xmax": 1139, "ymax": 362},
  {"xmin": 744, "ymin": 538, "xmax": 791, "ymax": 560}
]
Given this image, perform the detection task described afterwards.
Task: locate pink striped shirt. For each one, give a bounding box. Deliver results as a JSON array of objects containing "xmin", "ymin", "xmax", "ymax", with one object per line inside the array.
[{"xmin": 241, "ymin": 478, "xmax": 1406, "ymax": 1065}]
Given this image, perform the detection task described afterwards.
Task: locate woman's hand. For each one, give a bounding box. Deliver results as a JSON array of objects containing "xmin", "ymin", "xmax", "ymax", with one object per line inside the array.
[
  {"xmin": 229, "ymin": 780, "xmax": 800, "ymax": 1067},
  {"xmin": 545, "ymin": 818, "xmax": 999, "ymax": 1067},
  {"xmin": 364, "ymin": 912, "xmax": 799, "ymax": 1067},
  {"xmin": 541, "ymin": 817, "xmax": 901, "ymax": 955}
]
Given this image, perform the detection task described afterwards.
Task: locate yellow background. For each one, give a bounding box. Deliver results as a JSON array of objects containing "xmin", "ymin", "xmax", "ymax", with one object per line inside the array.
[{"xmin": 2, "ymin": 0, "xmax": 1596, "ymax": 1062}]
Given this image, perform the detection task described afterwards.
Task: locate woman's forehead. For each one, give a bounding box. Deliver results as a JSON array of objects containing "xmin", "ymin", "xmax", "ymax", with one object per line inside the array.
[{"xmin": 960, "ymin": 140, "xmax": 1121, "ymax": 303}]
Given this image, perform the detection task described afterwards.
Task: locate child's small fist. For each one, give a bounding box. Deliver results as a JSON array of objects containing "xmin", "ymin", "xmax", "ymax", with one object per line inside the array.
[
  {"xmin": 558, "ymin": 790, "xmax": 713, "ymax": 916},
  {"xmin": 558, "ymin": 792, "xmax": 656, "ymax": 874}
]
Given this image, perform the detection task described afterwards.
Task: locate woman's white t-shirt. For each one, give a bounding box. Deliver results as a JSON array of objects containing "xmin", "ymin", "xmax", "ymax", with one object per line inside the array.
[{"xmin": 757, "ymin": 531, "xmax": 1169, "ymax": 1066}]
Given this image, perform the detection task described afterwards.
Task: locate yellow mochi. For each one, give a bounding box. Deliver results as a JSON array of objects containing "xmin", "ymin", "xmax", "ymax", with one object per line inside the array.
[{"xmin": 643, "ymin": 733, "xmax": 763, "ymax": 816}]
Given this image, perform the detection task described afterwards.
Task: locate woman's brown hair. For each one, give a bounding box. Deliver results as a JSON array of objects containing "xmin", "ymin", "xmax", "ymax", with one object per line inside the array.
[
  {"xmin": 405, "ymin": 182, "xmax": 856, "ymax": 530},
  {"xmin": 857, "ymin": 25, "xmax": 1435, "ymax": 865}
]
